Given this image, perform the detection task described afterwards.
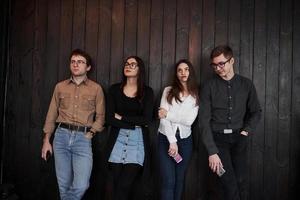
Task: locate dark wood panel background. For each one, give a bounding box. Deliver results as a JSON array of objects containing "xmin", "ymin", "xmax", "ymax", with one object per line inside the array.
[{"xmin": 1, "ymin": 0, "xmax": 300, "ymax": 199}]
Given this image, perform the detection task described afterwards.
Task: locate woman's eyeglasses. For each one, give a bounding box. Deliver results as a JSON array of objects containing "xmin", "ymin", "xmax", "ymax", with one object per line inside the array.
[{"xmin": 125, "ymin": 62, "xmax": 138, "ymax": 69}]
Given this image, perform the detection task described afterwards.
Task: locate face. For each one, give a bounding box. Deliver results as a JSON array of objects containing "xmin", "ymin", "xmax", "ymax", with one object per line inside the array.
[
  {"xmin": 124, "ymin": 58, "xmax": 139, "ymax": 78},
  {"xmin": 70, "ymin": 55, "xmax": 91, "ymax": 77},
  {"xmin": 211, "ymin": 53, "xmax": 234, "ymax": 78},
  {"xmin": 177, "ymin": 63, "xmax": 190, "ymax": 83}
]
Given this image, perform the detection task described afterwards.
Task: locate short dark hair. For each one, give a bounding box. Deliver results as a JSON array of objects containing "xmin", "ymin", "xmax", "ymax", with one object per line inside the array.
[
  {"xmin": 210, "ymin": 45, "xmax": 233, "ymax": 60},
  {"xmin": 69, "ymin": 49, "xmax": 92, "ymax": 66}
]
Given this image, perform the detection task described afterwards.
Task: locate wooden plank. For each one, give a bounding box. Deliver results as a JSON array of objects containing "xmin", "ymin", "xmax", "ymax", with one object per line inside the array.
[
  {"xmin": 40, "ymin": 1, "xmax": 61, "ymax": 198},
  {"xmin": 186, "ymin": 1, "xmax": 202, "ymax": 199},
  {"xmin": 250, "ymin": 0, "xmax": 267, "ymax": 199},
  {"xmin": 200, "ymin": 0, "xmax": 215, "ymax": 84},
  {"xmin": 123, "ymin": 0, "xmax": 137, "ymax": 58},
  {"xmin": 161, "ymin": 0, "xmax": 176, "ymax": 88},
  {"xmin": 240, "ymin": 0, "xmax": 253, "ymax": 79},
  {"xmin": 58, "ymin": 0, "xmax": 73, "ymax": 81},
  {"xmin": 137, "ymin": 0, "xmax": 151, "ymax": 83},
  {"xmin": 228, "ymin": 0, "xmax": 240, "ymax": 73},
  {"xmin": 85, "ymin": 0, "xmax": 99, "ymax": 80},
  {"xmin": 29, "ymin": 0, "xmax": 48, "ymax": 198},
  {"xmin": 149, "ymin": 0, "xmax": 163, "ymax": 96},
  {"xmin": 215, "ymin": 0, "xmax": 228, "ymax": 45},
  {"xmin": 72, "ymin": 0, "xmax": 86, "ymax": 49},
  {"xmin": 263, "ymin": 0, "xmax": 280, "ymax": 199},
  {"xmin": 290, "ymin": 0, "xmax": 300, "ymax": 198},
  {"xmin": 97, "ymin": 0, "xmax": 112, "ymax": 89},
  {"xmin": 110, "ymin": 0, "xmax": 124, "ymax": 84},
  {"xmin": 188, "ymin": 0, "xmax": 202, "ymax": 82},
  {"xmin": 176, "ymin": 0, "xmax": 190, "ymax": 60},
  {"xmin": 276, "ymin": 0, "xmax": 293, "ymax": 199}
]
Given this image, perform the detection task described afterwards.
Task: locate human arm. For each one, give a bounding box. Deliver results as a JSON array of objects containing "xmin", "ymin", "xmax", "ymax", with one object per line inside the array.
[
  {"xmin": 242, "ymin": 83, "xmax": 262, "ymax": 134},
  {"xmin": 121, "ymin": 87, "xmax": 154, "ymax": 126}
]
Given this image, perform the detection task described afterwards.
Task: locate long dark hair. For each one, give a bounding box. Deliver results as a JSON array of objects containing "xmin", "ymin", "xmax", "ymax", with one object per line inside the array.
[
  {"xmin": 120, "ymin": 56, "xmax": 145, "ymax": 101},
  {"xmin": 167, "ymin": 59, "xmax": 199, "ymax": 105}
]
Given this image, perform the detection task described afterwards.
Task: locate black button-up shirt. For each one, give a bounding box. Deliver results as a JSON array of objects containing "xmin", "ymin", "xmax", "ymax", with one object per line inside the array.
[{"xmin": 199, "ymin": 74, "xmax": 262, "ymax": 155}]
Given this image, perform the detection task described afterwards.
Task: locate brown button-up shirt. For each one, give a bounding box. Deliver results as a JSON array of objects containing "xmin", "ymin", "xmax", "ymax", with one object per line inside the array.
[{"xmin": 43, "ymin": 77, "xmax": 105, "ymax": 135}]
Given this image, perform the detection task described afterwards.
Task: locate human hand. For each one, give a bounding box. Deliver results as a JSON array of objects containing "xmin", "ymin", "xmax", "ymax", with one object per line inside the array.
[
  {"xmin": 41, "ymin": 140, "xmax": 52, "ymax": 161},
  {"xmin": 115, "ymin": 113, "xmax": 122, "ymax": 120},
  {"xmin": 208, "ymin": 154, "xmax": 223, "ymax": 173},
  {"xmin": 158, "ymin": 107, "xmax": 168, "ymax": 119},
  {"xmin": 168, "ymin": 142, "xmax": 178, "ymax": 157},
  {"xmin": 240, "ymin": 130, "xmax": 248, "ymax": 136}
]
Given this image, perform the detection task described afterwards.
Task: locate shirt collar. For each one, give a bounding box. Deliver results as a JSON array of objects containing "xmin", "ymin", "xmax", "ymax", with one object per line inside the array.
[{"xmin": 68, "ymin": 76, "xmax": 89, "ymax": 85}]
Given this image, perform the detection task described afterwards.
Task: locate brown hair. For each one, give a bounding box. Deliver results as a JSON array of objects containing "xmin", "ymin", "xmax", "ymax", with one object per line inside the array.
[
  {"xmin": 167, "ymin": 59, "xmax": 199, "ymax": 105},
  {"xmin": 210, "ymin": 45, "xmax": 233, "ymax": 60},
  {"xmin": 69, "ymin": 49, "xmax": 92, "ymax": 66}
]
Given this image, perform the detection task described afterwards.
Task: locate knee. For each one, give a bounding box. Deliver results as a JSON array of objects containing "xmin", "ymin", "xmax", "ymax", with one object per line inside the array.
[{"xmin": 161, "ymin": 176, "xmax": 176, "ymax": 189}]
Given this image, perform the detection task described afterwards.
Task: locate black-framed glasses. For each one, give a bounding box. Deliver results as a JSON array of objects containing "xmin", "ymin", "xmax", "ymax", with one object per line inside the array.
[
  {"xmin": 125, "ymin": 62, "xmax": 138, "ymax": 69},
  {"xmin": 210, "ymin": 57, "xmax": 232, "ymax": 69},
  {"xmin": 71, "ymin": 60, "xmax": 86, "ymax": 65}
]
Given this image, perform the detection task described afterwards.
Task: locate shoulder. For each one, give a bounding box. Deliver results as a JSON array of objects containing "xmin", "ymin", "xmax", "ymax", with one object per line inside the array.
[
  {"xmin": 236, "ymin": 74, "xmax": 254, "ymax": 88},
  {"xmin": 55, "ymin": 79, "xmax": 70, "ymax": 90},
  {"xmin": 144, "ymin": 85, "xmax": 154, "ymax": 96},
  {"xmin": 109, "ymin": 83, "xmax": 122, "ymax": 92},
  {"xmin": 87, "ymin": 79, "xmax": 103, "ymax": 90}
]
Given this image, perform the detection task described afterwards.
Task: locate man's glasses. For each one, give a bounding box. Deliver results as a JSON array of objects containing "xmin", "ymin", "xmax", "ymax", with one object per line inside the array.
[
  {"xmin": 125, "ymin": 62, "xmax": 138, "ymax": 69},
  {"xmin": 71, "ymin": 60, "xmax": 86, "ymax": 65},
  {"xmin": 210, "ymin": 57, "xmax": 232, "ymax": 69}
]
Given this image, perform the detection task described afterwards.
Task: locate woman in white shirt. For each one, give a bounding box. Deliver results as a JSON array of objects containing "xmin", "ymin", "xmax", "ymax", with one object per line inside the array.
[{"xmin": 158, "ymin": 59, "xmax": 199, "ymax": 200}]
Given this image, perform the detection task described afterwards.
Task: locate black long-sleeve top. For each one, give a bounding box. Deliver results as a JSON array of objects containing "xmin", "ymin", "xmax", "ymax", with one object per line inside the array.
[
  {"xmin": 105, "ymin": 83, "xmax": 154, "ymax": 128},
  {"xmin": 199, "ymin": 74, "xmax": 262, "ymax": 155}
]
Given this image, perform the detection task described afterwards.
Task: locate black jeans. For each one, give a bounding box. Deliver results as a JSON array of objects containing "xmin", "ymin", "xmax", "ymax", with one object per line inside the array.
[{"xmin": 214, "ymin": 132, "xmax": 248, "ymax": 200}]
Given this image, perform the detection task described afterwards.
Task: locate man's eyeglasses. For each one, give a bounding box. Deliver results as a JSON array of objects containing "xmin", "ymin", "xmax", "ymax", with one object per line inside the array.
[
  {"xmin": 210, "ymin": 57, "xmax": 232, "ymax": 69},
  {"xmin": 125, "ymin": 62, "xmax": 138, "ymax": 69},
  {"xmin": 71, "ymin": 60, "xmax": 86, "ymax": 65}
]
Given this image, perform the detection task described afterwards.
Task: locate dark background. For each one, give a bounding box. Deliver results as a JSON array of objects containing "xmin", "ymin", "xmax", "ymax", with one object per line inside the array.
[{"xmin": 0, "ymin": 0, "xmax": 300, "ymax": 199}]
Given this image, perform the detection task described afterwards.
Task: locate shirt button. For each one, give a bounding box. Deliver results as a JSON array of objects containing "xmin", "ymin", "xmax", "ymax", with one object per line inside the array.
[
  {"xmin": 229, "ymin": 107, "xmax": 232, "ymax": 110},
  {"xmin": 229, "ymin": 96, "xmax": 232, "ymax": 99},
  {"xmin": 124, "ymin": 149, "xmax": 126, "ymax": 152},
  {"xmin": 125, "ymin": 143, "xmax": 128, "ymax": 146},
  {"xmin": 228, "ymin": 85, "xmax": 231, "ymax": 88},
  {"xmin": 228, "ymin": 117, "xmax": 231, "ymax": 120}
]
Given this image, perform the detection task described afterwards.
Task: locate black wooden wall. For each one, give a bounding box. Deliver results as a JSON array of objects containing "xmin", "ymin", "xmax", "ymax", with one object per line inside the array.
[{"xmin": 1, "ymin": 0, "xmax": 300, "ymax": 199}]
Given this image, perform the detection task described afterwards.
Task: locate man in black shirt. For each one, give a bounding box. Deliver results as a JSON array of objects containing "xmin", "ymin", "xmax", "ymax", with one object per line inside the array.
[{"xmin": 199, "ymin": 45, "xmax": 262, "ymax": 200}]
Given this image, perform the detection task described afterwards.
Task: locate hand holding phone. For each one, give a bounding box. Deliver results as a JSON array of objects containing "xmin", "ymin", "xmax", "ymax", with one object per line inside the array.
[
  {"xmin": 217, "ymin": 166, "xmax": 226, "ymax": 176},
  {"xmin": 173, "ymin": 153, "xmax": 183, "ymax": 163}
]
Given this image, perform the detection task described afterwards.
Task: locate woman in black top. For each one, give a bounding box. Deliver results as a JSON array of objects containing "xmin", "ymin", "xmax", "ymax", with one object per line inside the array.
[{"xmin": 105, "ymin": 56, "xmax": 154, "ymax": 200}]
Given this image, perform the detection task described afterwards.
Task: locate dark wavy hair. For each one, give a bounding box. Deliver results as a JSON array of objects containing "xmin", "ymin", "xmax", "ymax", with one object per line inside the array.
[
  {"xmin": 167, "ymin": 59, "xmax": 199, "ymax": 105},
  {"xmin": 120, "ymin": 56, "xmax": 146, "ymax": 101}
]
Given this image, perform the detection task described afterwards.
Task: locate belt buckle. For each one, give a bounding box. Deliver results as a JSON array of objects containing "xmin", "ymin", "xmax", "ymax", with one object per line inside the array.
[{"xmin": 223, "ymin": 129, "xmax": 233, "ymax": 134}]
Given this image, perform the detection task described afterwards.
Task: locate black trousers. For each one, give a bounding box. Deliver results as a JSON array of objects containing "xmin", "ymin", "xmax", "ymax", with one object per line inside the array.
[
  {"xmin": 109, "ymin": 163, "xmax": 142, "ymax": 200},
  {"xmin": 214, "ymin": 132, "xmax": 248, "ymax": 200}
]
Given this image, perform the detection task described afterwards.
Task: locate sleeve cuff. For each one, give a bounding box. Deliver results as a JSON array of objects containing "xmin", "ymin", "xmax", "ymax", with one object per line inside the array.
[{"xmin": 166, "ymin": 135, "xmax": 177, "ymax": 143}]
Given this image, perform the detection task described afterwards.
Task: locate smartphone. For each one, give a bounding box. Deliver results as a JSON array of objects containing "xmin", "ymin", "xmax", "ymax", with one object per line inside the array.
[
  {"xmin": 217, "ymin": 166, "xmax": 226, "ymax": 177},
  {"xmin": 173, "ymin": 154, "xmax": 183, "ymax": 163},
  {"xmin": 46, "ymin": 151, "xmax": 52, "ymax": 162}
]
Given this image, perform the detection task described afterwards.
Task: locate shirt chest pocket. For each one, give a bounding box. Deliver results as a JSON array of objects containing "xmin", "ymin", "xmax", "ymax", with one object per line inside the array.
[
  {"xmin": 59, "ymin": 93, "xmax": 71, "ymax": 109},
  {"xmin": 81, "ymin": 95, "xmax": 96, "ymax": 111}
]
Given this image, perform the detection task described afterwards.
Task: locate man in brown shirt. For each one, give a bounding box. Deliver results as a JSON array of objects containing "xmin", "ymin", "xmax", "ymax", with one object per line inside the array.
[{"xmin": 41, "ymin": 49, "xmax": 105, "ymax": 200}]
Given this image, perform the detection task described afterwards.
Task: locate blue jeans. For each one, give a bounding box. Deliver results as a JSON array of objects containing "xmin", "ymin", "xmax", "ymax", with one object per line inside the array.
[
  {"xmin": 53, "ymin": 127, "xmax": 93, "ymax": 200},
  {"xmin": 158, "ymin": 133, "xmax": 193, "ymax": 200}
]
